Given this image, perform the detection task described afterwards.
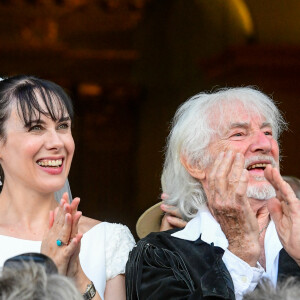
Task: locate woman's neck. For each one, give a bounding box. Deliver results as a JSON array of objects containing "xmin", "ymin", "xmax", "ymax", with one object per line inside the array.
[{"xmin": 0, "ymin": 183, "xmax": 58, "ymax": 240}]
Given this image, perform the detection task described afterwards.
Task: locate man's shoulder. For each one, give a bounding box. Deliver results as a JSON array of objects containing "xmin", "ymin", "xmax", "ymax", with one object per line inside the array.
[{"xmin": 138, "ymin": 228, "xmax": 218, "ymax": 255}]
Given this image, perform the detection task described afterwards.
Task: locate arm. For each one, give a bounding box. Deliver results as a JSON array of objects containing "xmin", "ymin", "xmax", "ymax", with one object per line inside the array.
[{"xmin": 104, "ymin": 275, "xmax": 126, "ymax": 300}]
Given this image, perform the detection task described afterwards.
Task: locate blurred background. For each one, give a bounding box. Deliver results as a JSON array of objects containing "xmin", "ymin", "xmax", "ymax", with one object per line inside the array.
[{"xmin": 1, "ymin": 0, "xmax": 300, "ymax": 238}]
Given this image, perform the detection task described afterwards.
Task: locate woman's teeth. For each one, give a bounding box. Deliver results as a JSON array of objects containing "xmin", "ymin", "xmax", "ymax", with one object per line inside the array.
[{"xmin": 37, "ymin": 159, "xmax": 62, "ymax": 167}]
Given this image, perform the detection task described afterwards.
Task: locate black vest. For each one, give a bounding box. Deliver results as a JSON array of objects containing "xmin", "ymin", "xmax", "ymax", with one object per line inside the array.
[{"xmin": 126, "ymin": 229, "xmax": 300, "ymax": 300}]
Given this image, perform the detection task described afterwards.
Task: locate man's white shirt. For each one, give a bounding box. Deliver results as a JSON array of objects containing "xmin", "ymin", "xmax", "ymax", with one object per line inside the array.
[{"xmin": 171, "ymin": 206, "xmax": 283, "ymax": 299}]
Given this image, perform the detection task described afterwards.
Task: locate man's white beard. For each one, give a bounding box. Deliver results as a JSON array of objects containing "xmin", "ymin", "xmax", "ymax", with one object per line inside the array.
[{"xmin": 246, "ymin": 180, "xmax": 276, "ymax": 200}]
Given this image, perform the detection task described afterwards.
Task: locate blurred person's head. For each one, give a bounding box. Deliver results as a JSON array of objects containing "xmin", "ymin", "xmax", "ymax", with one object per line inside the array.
[
  {"xmin": 243, "ymin": 277, "xmax": 300, "ymax": 300},
  {"xmin": 0, "ymin": 259, "xmax": 82, "ymax": 300}
]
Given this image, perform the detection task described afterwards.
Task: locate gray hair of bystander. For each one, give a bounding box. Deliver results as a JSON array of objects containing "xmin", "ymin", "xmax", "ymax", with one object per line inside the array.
[{"xmin": 0, "ymin": 261, "xmax": 82, "ymax": 300}]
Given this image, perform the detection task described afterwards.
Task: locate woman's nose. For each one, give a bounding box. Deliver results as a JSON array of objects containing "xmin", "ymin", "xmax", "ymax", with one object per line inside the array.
[{"xmin": 44, "ymin": 130, "xmax": 63, "ymax": 150}]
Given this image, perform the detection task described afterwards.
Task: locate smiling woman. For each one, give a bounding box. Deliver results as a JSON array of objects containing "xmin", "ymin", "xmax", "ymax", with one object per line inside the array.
[{"xmin": 0, "ymin": 75, "xmax": 135, "ymax": 300}]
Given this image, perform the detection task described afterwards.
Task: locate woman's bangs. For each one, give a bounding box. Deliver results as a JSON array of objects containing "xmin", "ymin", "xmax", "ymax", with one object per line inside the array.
[{"xmin": 15, "ymin": 86, "xmax": 69, "ymax": 126}]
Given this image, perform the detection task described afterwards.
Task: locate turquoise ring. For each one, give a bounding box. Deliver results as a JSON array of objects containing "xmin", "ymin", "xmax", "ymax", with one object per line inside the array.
[{"xmin": 56, "ymin": 239, "xmax": 65, "ymax": 247}]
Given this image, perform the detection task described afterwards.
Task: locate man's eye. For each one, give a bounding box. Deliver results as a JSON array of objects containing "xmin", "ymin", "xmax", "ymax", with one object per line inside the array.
[
  {"xmin": 233, "ymin": 133, "xmax": 243, "ymax": 137},
  {"xmin": 58, "ymin": 123, "xmax": 69, "ymax": 130},
  {"xmin": 29, "ymin": 125, "xmax": 43, "ymax": 132},
  {"xmin": 264, "ymin": 131, "xmax": 272, "ymax": 136}
]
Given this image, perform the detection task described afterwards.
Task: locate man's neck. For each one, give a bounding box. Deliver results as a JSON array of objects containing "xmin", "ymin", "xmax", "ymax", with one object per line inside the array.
[{"xmin": 249, "ymin": 197, "xmax": 269, "ymax": 216}]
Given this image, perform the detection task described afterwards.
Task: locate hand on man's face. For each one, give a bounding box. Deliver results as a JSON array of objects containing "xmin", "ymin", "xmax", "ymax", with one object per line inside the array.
[
  {"xmin": 206, "ymin": 151, "xmax": 261, "ymax": 267},
  {"xmin": 265, "ymin": 165, "xmax": 300, "ymax": 266}
]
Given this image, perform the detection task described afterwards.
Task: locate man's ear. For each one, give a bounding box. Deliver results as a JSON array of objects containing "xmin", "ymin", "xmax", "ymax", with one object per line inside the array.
[{"xmin": 180, "ymin": 155, "xmax": 205, "ymax": 180}]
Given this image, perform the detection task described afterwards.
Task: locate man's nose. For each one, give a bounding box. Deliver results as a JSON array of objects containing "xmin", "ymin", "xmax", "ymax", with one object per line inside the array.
[
  {"xmin": 249, "ymin": 131, "xmax": 272, "ymax": 154},
  {"xmin": 45, "ymin": 130, "xmax": 63, "ymax": 150}
]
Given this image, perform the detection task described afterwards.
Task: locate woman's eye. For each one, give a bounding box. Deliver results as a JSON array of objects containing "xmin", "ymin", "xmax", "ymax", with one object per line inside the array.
[
  {"xmin": 58, "ymin": 123, "xmax": 69, "ymax": 130},
  {"xmin": 29, "ymin": 125, "xmax": 43, "ymax": 132}
]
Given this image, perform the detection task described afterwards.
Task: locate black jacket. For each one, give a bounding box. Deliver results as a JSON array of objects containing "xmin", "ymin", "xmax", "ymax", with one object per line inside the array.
[{"xmin": 126, "ymin": 229, "xmax": 300, "ymax": 300}]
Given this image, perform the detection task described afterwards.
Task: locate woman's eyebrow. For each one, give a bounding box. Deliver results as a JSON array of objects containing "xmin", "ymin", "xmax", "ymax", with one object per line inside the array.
[
  {"xmin": 58, "ymin": 116, "xmax": 70, "ymax": 122},
  {"xmin": 24, "ymin": 119, "xmax": 45, "ymax": 128}
]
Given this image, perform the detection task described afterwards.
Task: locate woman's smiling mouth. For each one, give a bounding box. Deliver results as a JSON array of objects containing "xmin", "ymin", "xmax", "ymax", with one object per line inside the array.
[{"xmin": 37, "ymin": 159, "xmax": 63, "ymax": 168}]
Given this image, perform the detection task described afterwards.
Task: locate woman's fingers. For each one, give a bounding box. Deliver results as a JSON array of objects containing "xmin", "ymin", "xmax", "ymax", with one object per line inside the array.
[
  {"xmin": 65, "ymin": 233, "xmax": 83, "ymax": 257},
  {"xmin": 54, "ymin": 198, "xmax": 69, "ymax": 226},
  {"xmin": 70, "ymin": 197, "xmax": 80, "ymax": 216},
  {"xmin": 62, "ymin": 192, "xmax": 69, "ymax": 203},
  {"xmin": 57, "ymin": 213, "xmax": 73, "ymax": 245},
  {"xmin": 71, "ymin": 211, "xmax": 82, "ymax": 239}
]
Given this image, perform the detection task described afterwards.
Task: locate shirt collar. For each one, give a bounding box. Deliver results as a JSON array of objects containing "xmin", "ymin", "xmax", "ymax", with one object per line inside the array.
[
  {"xmin": 171, "ymin": 205, "xmax": 283, "ymax": 270},
  {"xmin": 171, "ymin": 205, "xmax": 229, "ymax": 249}
]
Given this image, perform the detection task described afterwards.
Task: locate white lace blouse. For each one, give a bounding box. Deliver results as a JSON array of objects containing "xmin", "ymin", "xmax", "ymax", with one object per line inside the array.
[{"xmin": 0, "ymin": 222, "xmax": 135, "ymax": 300}]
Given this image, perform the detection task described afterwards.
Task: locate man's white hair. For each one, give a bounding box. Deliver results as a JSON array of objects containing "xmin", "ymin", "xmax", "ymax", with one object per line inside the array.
[{"xmin": 161, "ymin": 87, "xmax": 287, "ymax": 220}]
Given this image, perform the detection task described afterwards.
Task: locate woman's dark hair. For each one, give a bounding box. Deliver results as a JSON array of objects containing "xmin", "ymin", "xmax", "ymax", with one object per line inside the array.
[
  {"xmin": 0, "ymin": 75, "xmax": 74, "ymax": 187},
  {"xmin": 0, "ymin": 75, "xmax": 73, "ymax": 141}
]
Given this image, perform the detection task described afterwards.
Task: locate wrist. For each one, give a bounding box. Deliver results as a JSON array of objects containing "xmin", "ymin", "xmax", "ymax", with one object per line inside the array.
[
  {"xmin": 77, "ymin": 274, "xmax": 91, "ymax": 294},
  {"xmin": 228, "ymin": 241, "xmax": 260, "ymax": 267},
  {"xmin": 82, "ymin": 281, "xmax": 96, "ymax": 300}
]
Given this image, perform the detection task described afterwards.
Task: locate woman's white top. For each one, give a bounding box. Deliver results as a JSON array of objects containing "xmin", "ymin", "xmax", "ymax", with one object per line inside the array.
[{"xmin": 0, "ymin": 222, "xmax": 135, "ymax": 300}]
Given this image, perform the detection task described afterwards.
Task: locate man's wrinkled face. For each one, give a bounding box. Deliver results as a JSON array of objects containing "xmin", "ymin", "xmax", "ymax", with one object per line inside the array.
[{"xmin": 201, "ymin": 104, "xmax": 279, "ymax": 200}]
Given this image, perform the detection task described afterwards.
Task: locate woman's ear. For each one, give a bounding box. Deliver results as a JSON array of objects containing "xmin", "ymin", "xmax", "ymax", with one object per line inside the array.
[{"xmin": 180, "ymin": 155, "xmax": 205, "ymax": 180}]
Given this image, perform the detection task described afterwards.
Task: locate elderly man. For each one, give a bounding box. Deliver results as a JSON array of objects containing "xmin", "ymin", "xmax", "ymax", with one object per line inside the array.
[{"xmin": 126, "ymin": 87, "xmax": 300, "ymax": 300}]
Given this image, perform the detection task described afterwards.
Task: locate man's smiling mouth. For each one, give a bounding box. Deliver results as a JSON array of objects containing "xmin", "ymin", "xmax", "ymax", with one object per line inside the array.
[{"xmin": 247, "ymin": 163, "xmax": 269, "ymax": 171}]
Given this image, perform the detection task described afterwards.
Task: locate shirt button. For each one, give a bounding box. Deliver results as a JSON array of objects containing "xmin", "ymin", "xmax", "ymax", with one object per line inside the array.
[{"xmin": 240, "ymin": 276, "xmax": 248, "ymax": 283}]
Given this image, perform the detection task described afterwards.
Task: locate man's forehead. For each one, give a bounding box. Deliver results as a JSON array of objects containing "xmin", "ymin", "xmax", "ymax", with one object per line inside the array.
[
  {"xmin": 227, "ymin": 120, "xmax": 271, "ymax": 129},
  {"xmin": 209, "ymin": 108, "xmax": 270, "ymax": 130}
]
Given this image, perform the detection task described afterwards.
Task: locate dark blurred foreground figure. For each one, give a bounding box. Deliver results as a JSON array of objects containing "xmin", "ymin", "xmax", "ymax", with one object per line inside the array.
[
  {"xmin": 0, "ymin": 255, "xmax": 82, "ymax": 300},
  {"xmin": 243, "ymin": 277, "xmax": 300, "ymax": 300},
  {"xmin": 126, "ymin": 87, "xmax": 300, "ymax": 300}
]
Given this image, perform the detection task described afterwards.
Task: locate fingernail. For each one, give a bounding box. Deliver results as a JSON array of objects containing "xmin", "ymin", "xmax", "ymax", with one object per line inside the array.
[{"xmin": 236, "ymin": 153, "xmax": 241, "ymax": 160}]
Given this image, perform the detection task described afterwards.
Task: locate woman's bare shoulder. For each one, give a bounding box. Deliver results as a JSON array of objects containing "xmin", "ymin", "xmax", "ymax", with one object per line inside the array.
[{"xmin": 79, "ymin": 216, "xmax": 102, "ymax": 234}]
